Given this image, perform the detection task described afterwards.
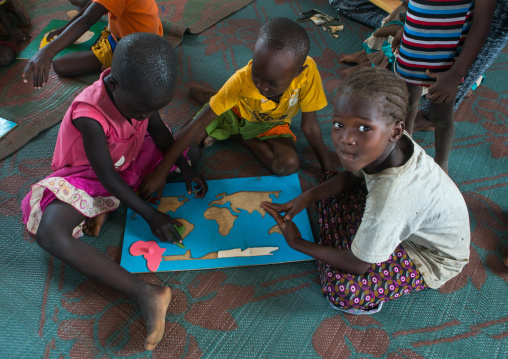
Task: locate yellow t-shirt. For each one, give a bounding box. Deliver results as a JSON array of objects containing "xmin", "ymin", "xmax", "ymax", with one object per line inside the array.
[{"xmin": 209, "ymin": 56, "xmax": 327, "ymax": 125}]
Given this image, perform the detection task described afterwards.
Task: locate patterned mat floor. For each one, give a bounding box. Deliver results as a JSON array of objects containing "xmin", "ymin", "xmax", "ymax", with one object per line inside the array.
[{"xmin": 0, "ymin": 0, "xmax": 507, "ymax": 358}]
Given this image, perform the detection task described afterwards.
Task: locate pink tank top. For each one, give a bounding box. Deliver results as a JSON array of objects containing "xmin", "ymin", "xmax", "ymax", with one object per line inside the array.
[{"xmin": 52, "ymin": 69, "xmax": 149, "ymax": 173}]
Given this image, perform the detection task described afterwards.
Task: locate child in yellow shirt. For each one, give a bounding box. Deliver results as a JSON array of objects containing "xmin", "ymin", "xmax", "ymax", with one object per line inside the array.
[{"xmin": 175, "ymin": 17, "xmax": 330, "ymax": 180}]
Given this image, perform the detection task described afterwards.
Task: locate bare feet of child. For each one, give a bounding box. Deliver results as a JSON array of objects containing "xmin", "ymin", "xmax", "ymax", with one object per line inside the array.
[
  {"xmin": 83, "ymin": 212, "xmax": 108, "ymax": 236},
  {"xmin": 203, "ymin": 136, "xmax": 217, "ymax": 148},
  {"xmin": 413, "ymin": 110, "xmax": 435, "ymax": 132},
  {"xmin": 139, "ymin": 285, "xmax": 172, "ymax": 351},
  {"xmin": 188, "ymin": 84, "xmax": 217, "ymax": 106},
  {"xmin": 339, "ymin": 50, "xmax": 368, "ymax": 64}
]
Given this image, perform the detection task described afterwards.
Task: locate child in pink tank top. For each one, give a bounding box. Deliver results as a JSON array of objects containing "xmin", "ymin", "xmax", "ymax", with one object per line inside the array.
[{"xmin": 21, "ymin": 33, "xmax": 207, "ymax": 351}]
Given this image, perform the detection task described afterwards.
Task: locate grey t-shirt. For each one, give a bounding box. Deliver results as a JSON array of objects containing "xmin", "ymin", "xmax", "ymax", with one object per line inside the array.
[{"xmin": 351, "ymin": 134, "xmax": 470, "ymax": 289}]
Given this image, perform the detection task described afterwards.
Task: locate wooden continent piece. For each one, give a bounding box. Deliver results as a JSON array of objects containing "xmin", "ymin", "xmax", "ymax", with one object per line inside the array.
[{"xmin": 208, "ymin": 191, "xmax": 281, "ymax": 217}]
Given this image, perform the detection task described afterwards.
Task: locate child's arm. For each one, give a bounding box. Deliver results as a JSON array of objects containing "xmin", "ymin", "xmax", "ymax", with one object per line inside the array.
[
  {"xmin": 144, "ymin": 111, "xmax": 208, "ymax": 199},
  {"xmin": 74, "ymin": 116, "xmax": 183, "ymax": 243},
  {"xmin": 138, "ymin": 104, "xmax": 217, "ymax": 199},
  {"xmin": 426, "ymin": 0, "xmax": 496, "ymax": 104},
  {"xmin": 262, "ymin": 204, "xmax": 371, "ymax": 274},
  {"xmin": 261, "ymin": 171, "xmax": 362, "ymax": 220},
  {"xmin": 300, "ymin": 111, "xmax": 331, "ymax": 173},
  {"xmin": 22, "ymin": 2, "xmax": 108, "ymax": 88},
  {"xmin": 46, "ymin": 0, "xmax": 93, "ymax": 41}
]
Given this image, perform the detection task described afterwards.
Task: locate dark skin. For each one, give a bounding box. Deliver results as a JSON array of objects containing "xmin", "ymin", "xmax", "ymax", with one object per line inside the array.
[
  {"xmin": 261, "ymin": 94, "xmax": 411, "ymax": 275},
  {"xmin": 138, "ymin": 38, "xmax": 331, "ymax": 198},
  {"xmin": 35, "ymin": 74, "xmax": 207, "ymax": 351},
  {"xmin": 0, "ymin": 3, "xmax": 29, "ymax": 42},
  {"xmin": 391, "ymin": 0, "xmax": 496, "ymax": 172},
  {"xmin": 22, "ymin": 1, "xmax": 107, "ymax": 88}
]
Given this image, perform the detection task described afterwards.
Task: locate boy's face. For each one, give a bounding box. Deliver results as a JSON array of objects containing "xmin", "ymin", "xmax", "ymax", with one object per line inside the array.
[
  {"xmin": 251, "ymin": 41, "xmax": 303, "ymax": 99},
  {"xmin": 331, "ymin": 93, "xmax": 401, "ymax": 174}
]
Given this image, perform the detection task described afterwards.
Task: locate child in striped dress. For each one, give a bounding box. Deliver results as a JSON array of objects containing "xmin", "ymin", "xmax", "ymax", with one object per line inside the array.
[{"xmin": 393, "ymin": 0, "xmax": 496, "ymax": 173}]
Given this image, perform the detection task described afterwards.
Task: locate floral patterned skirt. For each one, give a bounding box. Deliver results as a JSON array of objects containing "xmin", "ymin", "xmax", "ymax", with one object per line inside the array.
[
  {"xmin": 22, "ymin": 134, "xmax": 188, "ymax": 238},
  {"xmin": 317, "ymin": 172, "xmax": 428, "ymax": 313}
]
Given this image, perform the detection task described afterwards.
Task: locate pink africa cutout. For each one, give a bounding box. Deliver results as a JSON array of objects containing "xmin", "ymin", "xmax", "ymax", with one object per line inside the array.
[{"xmin": 130, "ymin": 240, "xmax": 166, "ymax": 272}]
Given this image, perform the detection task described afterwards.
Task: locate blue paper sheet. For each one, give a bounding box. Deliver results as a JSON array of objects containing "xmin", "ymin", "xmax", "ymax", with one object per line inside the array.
[{"xmin": 120, "ymin": 174, "xmax": 314, "ymax": 273}]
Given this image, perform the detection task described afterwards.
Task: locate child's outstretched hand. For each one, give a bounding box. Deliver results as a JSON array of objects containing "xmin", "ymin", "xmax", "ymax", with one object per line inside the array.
[
  {"xmin": 260, "ymin": 194, "xmax": 310, "ymax": 221},
  {"xmin": 181, "ymin": 168, "xmax": 208, "ymax": 199},
  {"xmin": 425, "ymin": 69, "xmax": 460, "ymax": 104},
  {"xmin": 147, "ymin": 211, "xmax": 183, "ymax": 244},
  {"xmin": 22, "ymin": 49, "xmax": 53, "ymax": 88},
  {"xmin": 261, "ymin": 202, "xmax": 303, "ymax": 249}
]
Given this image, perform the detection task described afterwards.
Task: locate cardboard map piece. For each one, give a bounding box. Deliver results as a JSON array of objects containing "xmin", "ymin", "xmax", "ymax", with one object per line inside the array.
[{"xmin": 120, "ymin": 174, "xmax": 314, "ymax": 273}]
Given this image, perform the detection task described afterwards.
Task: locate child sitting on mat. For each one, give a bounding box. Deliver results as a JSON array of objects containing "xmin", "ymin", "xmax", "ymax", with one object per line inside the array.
[
  {"xmin": 22, "ymin": 0, "xmax": 162, "ymax": 88},
  {"xmin": 21, "ymin": 33, "xmax": 206, "ymax": 350},
  {"xmin": 179, "ymin": 17, "xmax": 330, "ymax": 177},
  {"xmin": 261, "ymin": 67, "xmax": 470, "ymax": 314}
]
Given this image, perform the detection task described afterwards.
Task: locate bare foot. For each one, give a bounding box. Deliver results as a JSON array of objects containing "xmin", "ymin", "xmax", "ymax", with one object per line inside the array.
[
  {"xmin": 188, "ymin": 84, "xmax": 217, "ymax": 106},
  {"xmin": 83, "ymin": 212, "xmax": 108, "ymax": 236},
  {"xmin": 339, "ymin": 50, "xmax": 368, "ymax": 64},
  {"xmin": 139, "ymin": 285, "xmax": 172, "ymax": 351},
  {"xmin": 413, "ymin": 110, "xmax": 435, "ymax": 132},
  {"xmin": 203, "ymin": 135, "xmax": 217, "ymax": 148}
]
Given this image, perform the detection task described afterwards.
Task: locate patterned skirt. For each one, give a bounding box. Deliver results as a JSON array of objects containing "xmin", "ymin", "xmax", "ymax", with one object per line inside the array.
[
  {"xmin": 394, "ymin": 0, "xmax": 474, "ymax": 86},
  {"xmin": 317, "ymin": 172, "xmax": 428, "ymax": 313},
  {"xmin": 22, "ymin": 134, "xmax": 188, "ymax": 238}
]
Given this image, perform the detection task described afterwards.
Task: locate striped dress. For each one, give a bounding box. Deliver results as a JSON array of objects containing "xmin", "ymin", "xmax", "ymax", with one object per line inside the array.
[{"xmin": 394, "ymin": 0, "xmax": 474, "ymax": 86}]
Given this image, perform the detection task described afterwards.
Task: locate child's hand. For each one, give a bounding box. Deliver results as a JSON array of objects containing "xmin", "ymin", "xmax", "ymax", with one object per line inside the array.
[
  {"xmin": 262, "ymin": 203, "xmax": 303, "ymax": 249},
  {"xmin": 260, "ymin": 195, "xmax": 309, "ymax": 221},
  {"xmin": 22, "ymin": 49, "xmax": 52, "ymax": 88},
  {"xmin": 46, "ymin": 27, "xmax": 64, "ymax": 42},
  {"xmin": 147, "ymin": 211, "xmax": 183, "ymax": 244},
  {"xmin": 139, "ymin": 167, "xmax": 167, "ymax": 200},
  {"xmin": 425, "ymin": 69, "xmax": 460, "ymax": 104},
  {"xmin": 181, "ymin": 168, "xmax": 208, "ymax": 199},
  {"xmin": 391, "ymin": 27, "xmax": 404, "ymax": 55}
]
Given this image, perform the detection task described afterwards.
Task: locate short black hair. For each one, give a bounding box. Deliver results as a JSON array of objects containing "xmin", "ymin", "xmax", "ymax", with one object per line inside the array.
[
  {"xmin": 111, "ymin": 32, "xmax": 177, "ymax": 104},
  {"xmin": 334, "ymin": 67, "xmax": 409, "ymax": 125},
  {"xmin": 257, "ymin": 17, "xmax": 310, "ymax": 68}
]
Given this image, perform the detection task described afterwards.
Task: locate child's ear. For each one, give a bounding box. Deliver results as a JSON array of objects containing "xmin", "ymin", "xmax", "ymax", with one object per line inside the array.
[
  {"xmin": 390, "ymin": 120, "xmax": 405, "ymax": 142},
  {"xmin": 106, "ymin": 74, "xmax": 119, "ymax": 91}
]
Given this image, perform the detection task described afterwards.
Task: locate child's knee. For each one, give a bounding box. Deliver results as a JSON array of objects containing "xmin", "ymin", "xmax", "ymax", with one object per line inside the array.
[
  {"xmin": 52, "ymin": 58, "xmax": 67, "ymax": 77},
  {"xmin": 272, "ymin": 155, "xmax": 299, "ymax": 176}
]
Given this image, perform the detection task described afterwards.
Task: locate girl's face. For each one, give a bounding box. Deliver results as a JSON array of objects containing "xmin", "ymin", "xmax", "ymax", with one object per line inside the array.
[
  {"xmin": 112, "ymin": 86, "xmax": 160, "ymax": 121},
  {"xmin": 331, "ymin": 94, "xmax": 399, "ymax": 174},
  {"xmin": 105, "ymin": 74, "xmax": 169, "ymax": 122}
]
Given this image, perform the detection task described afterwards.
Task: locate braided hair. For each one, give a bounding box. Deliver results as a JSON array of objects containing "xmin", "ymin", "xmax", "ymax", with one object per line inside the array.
[
  {"xmin": 336, "ymin": 67, "xmax": 409, "ymax": 125},
  {"xmin": 111, "ymin": 32, "xmax": 177, "ymax": 105},
  {"xmin": 257, "ymin": 17, "xmax": 310, "ymax": 68}
]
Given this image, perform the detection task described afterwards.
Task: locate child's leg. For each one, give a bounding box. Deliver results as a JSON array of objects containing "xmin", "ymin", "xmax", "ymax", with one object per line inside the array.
[
  {"xmin": 0, "ymin": 42, "xmax": 16, "ymax": 66},
  {"xmin": 318, "ymin": 176, "xmax": 427, "ymax": 312},
  {"xmin": 240, "ymin": 136, "xmax": 299, "ymax": 176},
  {"xmin": 52, "ymin": 50, "xmax": 102, "ymax": 78},
  {"xmin": 182, "ymin": 85, "xmax": 219, "ymax": 145},
  {"xmin": 405, "ymin": 83, "xmax": 423, "ymax": 135},
  {"xmin": 429, "ymin": 99, "xmax": 455, "ymax": 173},
  {"xmin": 36, "ymin": 200, "xmax": 171, "ymax": 351},
  {"xmin": 188, "ymin": 84, "xmax": 217, "ymax": 106}
]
